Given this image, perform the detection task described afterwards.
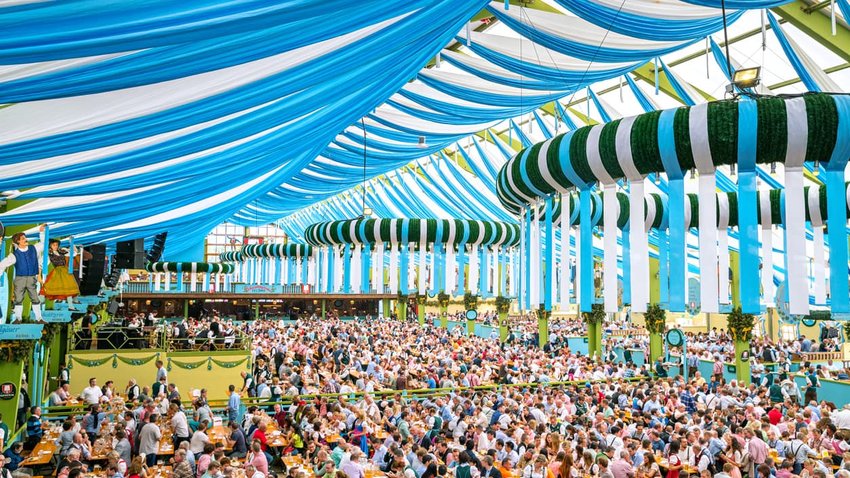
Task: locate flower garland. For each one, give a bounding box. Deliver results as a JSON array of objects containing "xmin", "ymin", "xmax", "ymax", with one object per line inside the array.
[
  {"xmin": 437, "ymin": 292, "xmax": 451, "ymax": 308},
  {"xmin": 643, "ymin": 303, "xmax": 666, "ymax": 335},
  {"xmin": 304, "ymin": 218, "xmax": 520, "ymax": 248},
  {"xmin": 727, "ymin": 307, "xmax": 755, "ymax": 342},
  {"xmin": 463, "ymin": 293, "xmax": 479, "ymax": 311},
  {"xmin": 582, "ymin": 303, "xmax": 606, "ymax": 324},
  {"xmin": 495, "ymin": 295, "xmax": 513, "ymax": 314}
]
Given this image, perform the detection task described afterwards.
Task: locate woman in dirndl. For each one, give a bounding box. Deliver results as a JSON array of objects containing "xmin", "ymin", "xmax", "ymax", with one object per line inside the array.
[{"xmin": 41, "ymin": 239, "xmax": 82, "ymax": 309}]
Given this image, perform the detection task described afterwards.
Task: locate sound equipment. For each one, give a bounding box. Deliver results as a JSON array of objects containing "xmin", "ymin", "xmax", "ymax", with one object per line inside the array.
[
  {"xmin": 107, "ymin": 299, "xmax": 120, "ymax": 315},
  {"xmin": 80, "ymin": 244, "xmax": 106, "ymax": 296},
  {"xmin": 115, "ymin": 238, "xmax": 145, "ymax": 269},
  {"xmin": 145, "ymin": 232, "xmax": 167, "ymax": 263},
  {"xmin": 104, "ymin": 255, "xmax": 121, "ymax": 288}
]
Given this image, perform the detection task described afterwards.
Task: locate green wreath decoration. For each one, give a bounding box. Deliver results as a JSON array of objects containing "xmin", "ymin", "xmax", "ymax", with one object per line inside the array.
[
  {"xmin": 416, "ymin": 294, "xmax": 427, "ymax": 305},
  {"xmin": 495, "ymin": 295, "xmax": 513, "ymax": 314},
  {"xmin": 463, "ymin": 293, "xmax": 479, "ymax": 311},
  {"xmin": 644, "ymin": 303, "xmax": 667, "ymax": 335},
  {"xmin": 437, "ymin": 291, "xmax": 451, "ymax": 308},
  {"xmin": 727, "ymin": 307, "xmax": 756, "ymax": 342},
  {"xmin": 169, "ymin": 358, "xmax": 208, "ymax": 370},
  {"xmin": 582, "ymin": 303, "xmax": 606, "ymax": 325},
  {"xmin": 210, "ymin": 357, "xmax": 249, "ymax": 369},
  {"xmin": 117, "ymin": 354, "xmax": 160, "ymax": 367},
  {"xmin": 69, "ymin": 355, "xmax": 115, "ymax": 368}
]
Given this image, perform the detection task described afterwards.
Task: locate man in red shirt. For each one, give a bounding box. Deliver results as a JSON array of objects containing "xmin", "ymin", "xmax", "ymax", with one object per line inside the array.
[{"xmin": 767, "ymin": 404, "xmax": 783, "ymax": 425}]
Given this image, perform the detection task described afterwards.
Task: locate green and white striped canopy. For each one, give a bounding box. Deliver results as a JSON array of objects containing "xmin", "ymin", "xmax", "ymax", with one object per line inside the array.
[
  {"xmin": 145, "ymin": 262, "xmax": 234, "ymax": 274},
  {"xmin": 304, "ymin": 218, "xmax": 520, "ymax": 248},
  {"xmin": 240, "ymin": 243, "xmax": 313, "ymax": 258},
  {"xmin": 497, "ymin": 93, "xmax": 845, "ymax": 213},
  {"xmin": 218, "ymin": 251, "xmax": 243, "ymax": 262}
]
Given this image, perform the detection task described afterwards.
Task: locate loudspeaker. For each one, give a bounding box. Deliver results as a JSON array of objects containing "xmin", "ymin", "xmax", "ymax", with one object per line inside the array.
[
  {"xmin": 80, "ymin": 244, "xmax": 106, "ymax": 296},
  {"xmin": 107, "ymin": 299, "xmax": 120, "ymax": 315},
  {"xmin": 116, "ymin": 238, "xmax": 145, "ymax": 268},
  {"xmin": 146, "ymin": 232, "xmax": 167, "ymax": 263},
  {"xmin": 114, "ymin": 252, "xmax": 145, "ymax": 269},
  {"xmin": 104, "ymin": 256, "xmax": 122, "ymax": 288},
  {"xmin": 116, "ymin": 238, "xmax": 144, "ymax": 254}
]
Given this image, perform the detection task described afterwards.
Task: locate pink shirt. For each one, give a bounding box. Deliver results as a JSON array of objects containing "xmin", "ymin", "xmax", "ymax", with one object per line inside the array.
[{"xmin": 610, "ymin": 459, "xmax": 634, "ymax": 478}]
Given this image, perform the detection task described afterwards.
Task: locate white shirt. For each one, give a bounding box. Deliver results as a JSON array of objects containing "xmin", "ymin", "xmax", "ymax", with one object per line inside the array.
[
  {"xmin": 171, "ymin": 411, "xmax": 189, "ymax": 438},
  {"xmin": 0, "ymin": 243, "xmax": 44, "ymax": 275},
  {"xmin": 833, "ymin": 409, "xmax": 850, "ymax": 429},
  {"xmin": 81, "ymin": 386, "xmax": 103, "ymax": 405}
]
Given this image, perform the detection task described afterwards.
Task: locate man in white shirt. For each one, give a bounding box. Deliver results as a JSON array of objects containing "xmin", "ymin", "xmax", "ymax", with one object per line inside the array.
[
  {"xmin": 80, "ymin": 377, "xmax": 103, "ymax": 405},
  {"xmin": 170, "ymin": 403, "xmax": 190, "ymax": 447},
  {"xmin": 832, "ymin": 405, "xmax": 850, "ymax": 431}
]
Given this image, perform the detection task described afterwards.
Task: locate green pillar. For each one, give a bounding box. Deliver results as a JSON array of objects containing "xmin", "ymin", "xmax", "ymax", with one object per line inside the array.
[
  {"xmin": 649, "ymin": 257, "xmax": 660, "ymax": 305},
  {"xmin": 183, "ymin": 300, "xmax": 189, "ymax": 319},
  {"xmin": 499, "ymin": 311, "xmax": 509, "ymax": 342},
  {"xmin": 417, "ymin": 298, "xmax": 426, "ymax": 326},
  {"xmin": 440, "ymin": 306, "xmax": 447, "ymax": 328},
  {"xmin": 398, "ymin": 301, "xmax": 407, "ymax": 322},
  {"xmin": 0, "ymin": 360, "xmax": 24, "ymax": 433},
  {"xmin": 649, "ymin": 333, "xmax": 664, "ymax": 363},
  {"xmin": 321, "ymin": 299, "xmax": 326, "ymax": 320},
  {"xmin": 538, "ymin": 314, "xmax": 549, "ymax": 349},
  {"xmin": 730, "ymin": 251, "xmax": 741, "ymax": 308},
  {"xmin": 467, "ymin": 317, "xmax": 475, "ymax": 336},
  {"xmin": 253, "ymin": 301, "xmax": 259, "ymax": 320},
  {"xmin": 734, "ymin": 340, "xmax": 751, "ymax": 385},
  {"xmin": 587, "ymin": 322, "xmax": 602, "ymax": 358}
]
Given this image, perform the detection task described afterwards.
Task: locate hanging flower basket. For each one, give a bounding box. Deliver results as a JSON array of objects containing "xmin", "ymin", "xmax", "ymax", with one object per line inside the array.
[
  {"xmin": 727, "ymin": 306, "xmax": 755, "ymax": 342},
  {"xmin": 463, "ymin": 293, "xmax": 479, "ymax": 311},
  {"xmin": 582, "ymin": 303, "xmax": 606, "ymax": 325},
  {"xmin": 495, "ymin": 295, "xmax": 513, "ymax": 314}
]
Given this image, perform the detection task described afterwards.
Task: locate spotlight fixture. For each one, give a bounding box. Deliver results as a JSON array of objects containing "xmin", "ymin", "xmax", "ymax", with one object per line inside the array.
[
  {"xmin": 362, "ymin": 207, "xmax": 373, "ymax": 218},
  {"xmin": 730, "ymin": 163, "xmax": 736, "ymax": 176},
  {"xmin": 813, "ymin": 160, "xmax": 820, "ymax": 176},
  {"xmin": 733, "ymin": 67, "xmax": 761, "ymax": 89},
  {"xmin": 690, "ymin": 169, "xmax": 697, "ymax": 179},
  {"xmin": 418, "ymin": 136, "xmax": 428, "ymax": 148},
  {"xmin": 770, "ymin": 162, "xmax": 777, "ymax": 175},
  {"xmin": 654, "ymin": 173, "xmax": 661, "ymax": 185}
]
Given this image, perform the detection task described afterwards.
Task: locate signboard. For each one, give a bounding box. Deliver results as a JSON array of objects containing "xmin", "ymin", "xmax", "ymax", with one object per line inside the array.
[
  {"xmin": 0, "ymin": 324, "xmax": 44, "ymax": 340},
  {"xmin": 234, "ymin": 284, "xmax": 284, "ymax": 294},
  {"xmin": 42, "ymin": 309, "xmax": 73, "ymax": 323},
  {"xmin": 466, "ymin": 309, "xmax": 478, "ymax": 321},
  {"xmin": 0, "ymin": 382, "xmax": 16, "ymax": 400},
  {"xmin": 75, "ymin": 296, "xmax": 104, "ymax": 306},
  {"xmin": 687, "ymin": 278, "xmax": 701, "ymax": 315}
]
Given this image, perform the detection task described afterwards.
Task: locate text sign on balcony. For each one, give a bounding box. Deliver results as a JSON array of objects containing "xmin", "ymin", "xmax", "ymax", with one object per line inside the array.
[
  {"xmin": 76, "ymin": 296, "xmax": 105, "ymax": 306},
  {"xmin": 0, "ymin": 324, "xmax": 44, "ymax": 340},
  {"xmin": 234, "ymin": 284, "xmax": 285, "ymax": 294},
  {"xmin": 42, "ymin": 310, "xmax": 73, "ymax": 323}
]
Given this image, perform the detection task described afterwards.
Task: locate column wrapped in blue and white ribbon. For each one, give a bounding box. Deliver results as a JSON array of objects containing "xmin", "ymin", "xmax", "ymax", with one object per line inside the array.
[
  {"xmin": 400, "ymin": 243, "xmax": 412, "ymax": 295},
  {"xmin": 389, "ymin": 243, "xmax": 399, "ymax": 294},
  {"xmin": 190, "ymin": 262, "xmax": 198, "ymax": 292},
  {"xmin": 457, "ymin": 242, "xmax": 467, "ymax": 295},
  {"xmin": 428, "ymin": 243, "xmax": 436, "ymax": 294},
  {"xmin": 519, "ymin": 208, "xmax": 527, "ymax": 309},
  {"xmin": 543, "ymin": 196, "xmax": 555, "ymax": 311},
  {"xmin": 825, "ymin": 96, "xmax": 850, "ymax": 315},
  {"xmin": 374, "ymin": 242, "xmax": 385, "ymax": 294},
  {"xmin": 532, "ymin": 203, "xmax": 542, "ymax": 308},
  {"xmin": 342, "ymin": 244, "xmax": 351, "ymax": 293},
  {"xmin": 418, "ymin": 243, "xmax": 427, "ymax": 295}
]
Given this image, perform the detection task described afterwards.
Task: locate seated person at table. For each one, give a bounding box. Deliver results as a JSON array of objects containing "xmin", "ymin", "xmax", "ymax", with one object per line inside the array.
[
  {"xmin": 57, "ymin": 448, "xmax": 85, "ymax": 474},
  {"xmin": 0, "ymin": 455, "xmax": 11, "ymax": 478},
  {"xmin": 227, "ymin": 421, "xmax": 248, "ymax": 459},
  {"xmin": 24, "ymin": 406, "xmax": 44, "ymax": 450},
  {"xmin": 2, "ymin": 443, "xmax": 23, "ymax": 472},
  {"xmin": 49, "ymin": 383, "xmax": 71, "ymax": 407}
]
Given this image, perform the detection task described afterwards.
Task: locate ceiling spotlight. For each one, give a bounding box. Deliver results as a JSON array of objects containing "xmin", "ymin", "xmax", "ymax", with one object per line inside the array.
[
  {"xmin": 362, "ymin": 207, "xmax": 373, "ymax": 218},
  {"xmin": 729, "ymin": 163, "xmax": 736, "ymax": 176},
  {"xmin": 732, "ymin": 67, "xmax": 761, "ymax": 89},
  {"xmin": 770, "ymin": 162, "xmax": 777, "ymax": 175},
  {"xmin": 418, "ymin": 136, "xmax": 428, "ymax": 149},
  {"xmin": 690, "ymin": 169, "xmax": 697, "ymax": 179},
  {"xmin": 813, "ymin": 160, "xmax": 820, "ymax": 176},
  {"xmin": 654, "ymin": 173, "xmax": 661, "ymax": 185}
]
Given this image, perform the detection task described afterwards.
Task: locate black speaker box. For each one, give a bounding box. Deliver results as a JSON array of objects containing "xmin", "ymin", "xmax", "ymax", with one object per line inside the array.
[
  {"xmin": 80, "ymin": 244, "xmax": 106, "ymax": 296},
  {"xmin": 116, "ymin": 238, "xmax": 144, "ymax": 254},
  {"xmin": 114, "ymin": 252, "xmax": 145, "ymax": 269}
]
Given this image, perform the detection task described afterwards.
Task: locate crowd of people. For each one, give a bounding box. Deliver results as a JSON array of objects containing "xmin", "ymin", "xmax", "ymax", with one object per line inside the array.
[{"xmin": 5, "ymin": 315, "xmax": 850, "ymax": 478}]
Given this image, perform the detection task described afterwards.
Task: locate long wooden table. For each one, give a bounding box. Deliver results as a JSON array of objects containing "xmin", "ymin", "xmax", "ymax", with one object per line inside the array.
[{"xmin": 21, "ymin": 429, "xmax": 60, "ymax": 467}]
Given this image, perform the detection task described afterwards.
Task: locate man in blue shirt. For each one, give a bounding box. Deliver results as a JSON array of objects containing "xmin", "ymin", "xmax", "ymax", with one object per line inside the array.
[
  {"xmin": 25, "ymin": 407, "xmax": 43, "ymax": 450},
  {"xmin": 227, "ymin": 384, "xmax": 241, "ymax": 424}
]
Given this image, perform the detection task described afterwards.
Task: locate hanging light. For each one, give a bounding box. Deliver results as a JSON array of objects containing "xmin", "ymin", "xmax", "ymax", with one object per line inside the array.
[
  {"xmin": 770, "ymin": 162, "xmax": 777, "ymax": 175},
  {"xmin": 730, "ymin": 163, "xmax": 736, "ymax": 176},
  {"xmin": 418, "ymin": 136, "xmax": 428, "ymax": 149},
  {"xmin": 654, "ymin": 173, "xmax": 661, "ymax": 185},
  {"xmin": 690, "ymin": 169, "xmax": 697, "ymax": 179},
  {"xmin": 814, "ymin": 160, "xmax": 820, "ymax": 176}
]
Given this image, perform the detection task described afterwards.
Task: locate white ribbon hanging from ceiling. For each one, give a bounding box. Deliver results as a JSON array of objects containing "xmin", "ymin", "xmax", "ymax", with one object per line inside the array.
[
  {"xmin": 784, "ymin": 98, "xmax": 810, "ymax": 315},
  {"xmin": 559, "ymin": 193, "xmax": 571, "ymax": 311},
  {"xmin": 717, "ymin": 192, "xmax": 730, "ymax": 304},
  {"xmin": 689, "ymin": 103, "xmax": 719, "ymax": 313},
  {"xmin": 616, "ymin": 115, "xmax": 648, "ymax": 313},
  {"xmin": 808, "ymin": 186, "xmax": 827, "ymax": 305},
  {"xmin": 586, "ymin": 124, "xmax": 618, "ymax": 313},
  {"xmin": 759, "ymin": 189, "xmax": 775, "ymax": 306}
]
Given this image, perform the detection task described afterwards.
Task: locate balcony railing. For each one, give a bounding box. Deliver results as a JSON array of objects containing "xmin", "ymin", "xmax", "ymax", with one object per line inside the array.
[{"xmin": 122, "ymin": 282, "xmax": 315, "ymax": 294}]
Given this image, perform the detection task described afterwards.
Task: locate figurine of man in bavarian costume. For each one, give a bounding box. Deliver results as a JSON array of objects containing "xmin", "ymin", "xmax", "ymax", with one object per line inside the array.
[{"xmin": 0, "ymin": 225, "xmax": 46, "ymax": 322}]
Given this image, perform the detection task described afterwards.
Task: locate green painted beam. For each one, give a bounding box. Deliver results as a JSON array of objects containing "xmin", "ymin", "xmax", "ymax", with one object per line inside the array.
[{"xmin": 772, "ymin": 0, "xmax": 850, "ymax": 63}]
